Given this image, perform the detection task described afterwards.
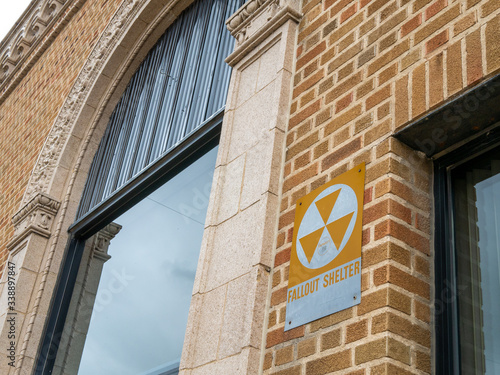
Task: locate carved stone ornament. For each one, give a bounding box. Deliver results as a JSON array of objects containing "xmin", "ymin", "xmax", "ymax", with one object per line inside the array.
[
  {"xmin": 90, "ymin": 222, "xmax": 122, "ymax": 262},
  {"xmin": 21, "ymin": 0, "xmax": 141, "ymax": 205},
  {"xmin": 0, "ymin": 0, "xmax": 88, "ymax": 103},
  {"xmin": 225, "ymin": 0, "xmax": 301, "ymax": 66},
  {"xmin": 6, "ymin": 192, "xmax": 61, "ymax": 250}
]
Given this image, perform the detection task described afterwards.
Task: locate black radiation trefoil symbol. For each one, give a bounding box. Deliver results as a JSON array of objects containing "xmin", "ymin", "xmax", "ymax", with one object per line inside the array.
[{"xmin": 296, "ymin": 184, "xmax": 358, "ymax": 269}]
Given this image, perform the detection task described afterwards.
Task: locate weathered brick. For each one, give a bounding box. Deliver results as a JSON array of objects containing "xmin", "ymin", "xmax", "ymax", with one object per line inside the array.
[
  {"xmin": 271, "ymin": 286, "xmax": 288, "ymax": 306},
  {"xmin": 291, "ymin": 186, "xmax": 308, "ymax": 205},
  {"xmin": 338, "ymin": 62, "xmax": 355, "ymax": 81},
  {"xmin": 323, "ymin": 19, "xmax": 338, "ymax": 38},
  {"xmin": 263, "ymin": 352, "xmax": 273, "ymax": 370},
  {"xmin": 321, "ymin": 328, "xmax": 341, "ymax": 350},
  {"xmin": 454, "ymin": 11, "xmax": 476, "ymax": 36},
  {"xmin": 364, "ymin": 198, "xmax": 412, "ymax": 225},
  {"xmin": 314, "ymin": 140, "xmax": 329, "ymax": 159},
  {"xmin": 368, "ymin": 39, "xmax": 410, "ymax": 76},
  {"xmin": 414, "ymin": 0, "xmax": 433, "ymax": 12},
  {"xmin": 300, "ymin": 89, "xmax": 316, "ymax": 108},
  {"xmin": 412, "ymin": 63, "xmax": 426, "ymax": 118},
  {"xmin": 304, "ymin": 59, "xmax": 319, "ymax": 78},
  {"xmin": 429, "ymin": 52, "xmax": 444, "ymax": 106},
  {"xmin": 395, "ymin": 75, "xmax": 409, "ymax": 128},
  {"xmin": 466, "ymin": 29, "xmax": 483, "ymax": 85},
  {"xmin": 380, "ymin": 32, "xmax": 397, "ymax": 52},
  {"xmin": 378, "ymin": 102, "xmax": 390, "ymax": 119},
  {"xmin": 358, "ymin": 45, "xmax": 377, "ymax": 67},
  {"xmin": 336, "ymin": 93, "xmax": 353, "ymax": 113},
  {"xmin": 329, "ymin": 0, "xmax": 353, "ymax": 16},
  {"xmin": 416, "ymin": 350, "xmax": 431, "ymax": 373},
  {"xmin": 325, "ymin": 42, "xmax": 363, "ymax": 73},
  {"xmin": 289, "ymin": 100, "xmax": 322, "ymax": 129},
  {"xmin": 266, "ymin": 326, "xmax": 305, "ymax": 348},
  {"xmin": 346, "ymin": 319, "xmax": 368, "ymax": 343},
  {"xmin": 425, "ymin": 0, "xmax": 448, "ymax": 21},
  {"xmin": 355, "ymin": 338, "xmax": 386, "ymax": 364},
  {"xmin": 367, "ymin": 0, "xmax": 390, "ymax": 16},
  {"xmin": 466, "ymin": 0, "xmax": 481, "ymax": 8},
  {"xmin": 321, "ymin": 137, "xmax": 362, "ymax": 171},
  {"xmin": 271, "ymin": 365, "xmax": 302, "ymax": 375},
  {"xmin": 299, "ymin": 13, "xmax": 329, "ymax": 43},
  {"xmin": 356, "ymin": 79, "xmax": 374, "ymax": 99},
  {"xmin": 485, "ymin": 14, "xmax": 500, "ymax": 75},
  {"xmin": 371, "ymin": 363, "xmax": 414, "ymax": 375},
  {"xmin": 401, "ymin": 13, "xmax": 422, "ymax": 37},
  {"xmin": 329, "ymin": 13, "xmax": 364, "ymax": 44},
  {"xmin": 354, "ymin": 113, "xmax": 373, "ymax": 134},
  {"xmin": 414, "ymin": 4, "xmax": 460, "ymax": 44},
  {"xmin": 325, "ymin": 72, "xmax": 363, "ymax": 104},
  {"xmin": 340, "ymin": 33, "xmax": 356, "ymax": 53},
  {"xmin": 375, "ymin": 218, "xmax": 430, "ymax": 254},
  {"xmin": 364, "ymin": 118, "xmax": 392, "ymax": 145},
  {"xmin": 446, "ymin": 40, "xmax": 463, "ymax": 95},
  {"xmin": 275, "ymin": 247, "xmax": 291, "ymax": 266},
  {"xmin": 362, "ymin": 241, "xmax": 411, "ymax": 268},
  {"xmin": 287, "ymin": 132, "xmax": 319, "ymax": 160},
  {"xmin": 341, "ymin": 3, "xmax": 357, "ymax": 23},
  {"xmin": 293, "ymin": 70, "xmax": 325, "ymax": 99},
  {"xmin": 275, "ymin": 345, "xmax": 294, "ymax": 365},
  {"xmin": 283, "ymin": 163, "xmax": 319, "ymax": 192},
  {"xmin": 482, "ymin": 0, "xmax": 500, "ymax": 17},
  {"xmin": 368, "ymin": 9, "xmax": 407, "ymax": 46},
  {"xmin": 415, "ymin": 255, "xmax": 430, "ymax": 276},
  {"xmin": 374, "ymin": 263, "xmax": 430, "ymax": 299},
  {"xmin": 303, "ymin": 0, "xmax": 322, "ymax": 13},
  {"xmin": 310, "ymin": 308, "xmax": 353, "ymax": 332},
  {"xmin": 298, "ymin": 337, "xmax": 317, "ymax": 358},
  {"xmin": 296, "ymin": 41, "xmax": 327, "ymax": 70},
  {"xmin": 426, "ymin": 29, "xmax": 449, "ymax": 55},
  {"xmin": 366, "ymin": 85, "xmax": 391, "ymax": 110},
  {"xmin": 306, "ymin": 349, "xmax": 351, "ymax": 374}
]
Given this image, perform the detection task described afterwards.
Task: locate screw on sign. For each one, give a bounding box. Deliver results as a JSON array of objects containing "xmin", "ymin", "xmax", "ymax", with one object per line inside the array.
[{"xmin": 285, "ymin": 163, "xmax": 365, "ymax": 330}]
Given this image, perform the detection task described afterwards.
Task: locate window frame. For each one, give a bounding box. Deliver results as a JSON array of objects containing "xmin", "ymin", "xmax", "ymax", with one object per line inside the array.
[
  {"xmin": 434, "ymin": 126, "xmax": 500, "ymax": 375},
  {"xmin": 34, "ymin": 116, "xmax": 222, "ymax": 375}
]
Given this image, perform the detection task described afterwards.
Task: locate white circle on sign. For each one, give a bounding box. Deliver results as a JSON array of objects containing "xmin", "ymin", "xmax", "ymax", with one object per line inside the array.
[{"xmin": 296, "ymin": 184, "xmax": 358, "ymax": 269}]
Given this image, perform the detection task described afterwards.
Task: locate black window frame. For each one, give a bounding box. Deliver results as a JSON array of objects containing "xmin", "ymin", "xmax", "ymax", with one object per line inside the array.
[
  {"xmin": 434, "ymin": 126, "xmax": 500, "ymax": 375},
  {"xmin": 34, "ymin": 116, "xmax": 222, "ymax": 375}
]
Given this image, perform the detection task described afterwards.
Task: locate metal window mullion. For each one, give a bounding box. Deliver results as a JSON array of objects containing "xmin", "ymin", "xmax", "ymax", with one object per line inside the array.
[
  {"xmin": 128, "ymin": 38, "xmax": 167, "ymax": 179},
  {"xmin": 148, "ymin": 13, "xmax": 190, "ymax": 163},
  {"xmin": 185, "ymin": 0, "xmax": 225, "ymax": 134},
  {"xmin": 175, "ymin": 0, "xmax": 213, "ymax": 141},
  {"xmin": 107, "ymin": 63, "xmax": 150, "ymax": 194},
  {"xmin": 143, "ymin": 20, "xmax": 182, "ymax": 166},
  {"xmin": 205, "ymin": 0, "xmax": 236, "ymax": 118},
  {"xmin": 89, "ymin": 98, "xmax": 130, "ymax": 209},
  {"xmin": 160, "ymin": 5, "xmax": 200, "ymax": 154}
]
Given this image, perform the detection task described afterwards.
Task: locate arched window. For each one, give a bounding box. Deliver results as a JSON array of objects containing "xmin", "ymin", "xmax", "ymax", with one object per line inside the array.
[{"xmin": 35, "ymin": 1, "xmax": 243, "ymax": 374}]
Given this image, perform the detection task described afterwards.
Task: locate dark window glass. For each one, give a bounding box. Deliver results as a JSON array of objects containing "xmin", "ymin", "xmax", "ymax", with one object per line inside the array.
[
  {"xmin": 57, "ymin": 147, "xmax": 217, "ymax": 375},
  {"xmin": 451, "ymin": 147, "xmax": 500, "ymax": 374}
]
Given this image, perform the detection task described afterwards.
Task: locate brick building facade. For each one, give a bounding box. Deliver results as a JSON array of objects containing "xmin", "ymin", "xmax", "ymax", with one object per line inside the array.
[{"xmin": 1, "ymin": 0, "xmax": 499, "ymax": 374}]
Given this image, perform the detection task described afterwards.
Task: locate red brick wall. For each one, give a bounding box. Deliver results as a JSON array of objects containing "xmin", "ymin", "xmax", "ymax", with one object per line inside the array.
[
  {"xmin": 264, "ymin": 0, "xmax": 500, "ymax": 374},
  {"xmin": 0, "ymin": 0, "xmax": 122, "ymax": 273}
]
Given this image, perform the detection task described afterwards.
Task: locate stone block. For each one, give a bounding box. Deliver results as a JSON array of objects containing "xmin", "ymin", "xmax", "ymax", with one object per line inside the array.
[
  {"xmin": 218, "ymin": 267, "xmax": 269, "ymax": 358},
  {"xmin": 216, "ymin": 155, "xmax": 245, "ymax": 224}
]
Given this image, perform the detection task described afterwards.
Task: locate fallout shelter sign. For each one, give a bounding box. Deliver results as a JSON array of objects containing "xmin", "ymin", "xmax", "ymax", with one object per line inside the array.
[{"xmin": 285, "ymin": 163, "xmax": 365, "ymax": 330}]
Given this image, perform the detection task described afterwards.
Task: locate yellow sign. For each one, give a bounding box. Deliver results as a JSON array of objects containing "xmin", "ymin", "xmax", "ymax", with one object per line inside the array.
[{"xmin": 285, "ymin": 163, "xmax": 365, "ymax": 330}]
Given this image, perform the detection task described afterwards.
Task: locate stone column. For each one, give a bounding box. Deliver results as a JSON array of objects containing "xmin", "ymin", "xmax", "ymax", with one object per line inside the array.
[
  {"xmin": 0, "ymin": 193, "xmax": 60, "ymax": 374},
  {"xmin": 179, "ymin": 1, "xmax": 301, "ymax": 374},
  {"xmin": 52, "ymin": 223, "xmax": 121, "ymax": 375}
]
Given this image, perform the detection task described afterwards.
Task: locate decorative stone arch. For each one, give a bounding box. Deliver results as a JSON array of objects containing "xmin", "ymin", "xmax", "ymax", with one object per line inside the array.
[
  {"xmin": 0, "ymin": 1, "xmax": 199, "ymax": 373},
  {"xmin": 0, "ymin": 0, "xmax": 302, "ymax": 373}
]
